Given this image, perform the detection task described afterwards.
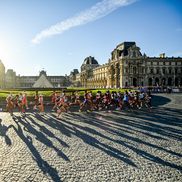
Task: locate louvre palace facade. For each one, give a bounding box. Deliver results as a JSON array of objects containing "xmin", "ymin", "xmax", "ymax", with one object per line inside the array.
[
  {"xmin": 0, "ymin": 61, "xmax": 70, "ymax": 89},
  {"xmin": 1, "ymin": 41, "xmax": 182, "ymax": 89},
  {"xmin": 69, "ymin": 42, "xmax": 182, "ymax": 88}
]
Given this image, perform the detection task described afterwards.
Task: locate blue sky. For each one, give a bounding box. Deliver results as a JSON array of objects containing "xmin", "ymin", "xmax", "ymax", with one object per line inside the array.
[{"xmin": 0, "ymin": 0, "xmax": 182, "ymax": 76}]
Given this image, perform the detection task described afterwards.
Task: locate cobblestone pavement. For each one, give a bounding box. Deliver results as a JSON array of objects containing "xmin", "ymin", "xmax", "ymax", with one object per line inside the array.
[{"xmin": 0, "ymin": 94, "xmax": 182, "ymax": 182}]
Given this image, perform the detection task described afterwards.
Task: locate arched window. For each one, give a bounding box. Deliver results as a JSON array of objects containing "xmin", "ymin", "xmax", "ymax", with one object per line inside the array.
[
  {"xmin": 162, "ymin": 78, "xmax": 166, "ymax": 86},
  {"xmin": 155, "ymin": 77, "xmax": 159, "ymax": 86},
  {"xmin": 162, "ymin": 68, "xmax": 166, "ymax": 74},
  {"xmin": 175, "ymin": 78, "xmax": 179, "ymax": 86},
  {"xmin": 133, "ymin": 78, "xmax": 137, "ymax": 87},
  {"xmin": 119, "ymin": 51, "xmax": 122, "ymax": 57},
  {"xmin": 175, "ymin": 68, "xmax": 178, "ymax": 74},
  {"xmin": 148, "ymin": 78, "xmax": 152, "ymax": 86},
  {"xmin": 168, "ymin": 68, "xmax": 172, "ymax": 74},
  {"xmin": 156, "ymin": 68, "xmax": 159, "ymax": 74},
  {"xmin": 133, "ymin": 67, "xmax": 136, "ymax": 74},
  {"xmin": 168, "ymin": 77, "xmax": 172, "ymax": 86}
]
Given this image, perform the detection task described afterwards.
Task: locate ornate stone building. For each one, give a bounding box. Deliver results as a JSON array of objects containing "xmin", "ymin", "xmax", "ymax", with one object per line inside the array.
[
  {"xmin": 0, "ymin": 61, "xmax": 70, "ymax": 89},
  {"xmin": 1, "ymin": 41, "xmax": 182, "ymax": 89},
  {"xmin": 19, "ymin": 70, "xmax": 70, "ymax": 88},
  {"xmin": 70, "ymin": 41, "xmax": 182, "ymax": 88},
  {"xmin": 19, "ymin": 70, "xmax": 69, "ymax": 88}
]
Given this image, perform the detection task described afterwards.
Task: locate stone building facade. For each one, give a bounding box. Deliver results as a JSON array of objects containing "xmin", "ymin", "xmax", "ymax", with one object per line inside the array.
[
  {"xmin": 1, "ymin": 41, "xmax": 182, "ymax": 89},
  {"xmin": 0, "ymin": 62, "xmax": 70, "ymax": 88},
  {"xmin": 70, "ymin": 41, "xmax": 182, "ymax": 88},
  {"xmin": 19, "ymin": 70, "xmax": 69, "ymax": 88}
]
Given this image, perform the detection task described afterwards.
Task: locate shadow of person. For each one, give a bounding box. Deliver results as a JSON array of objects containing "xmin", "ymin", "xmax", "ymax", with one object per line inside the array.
[
  {"xmin": 152, "ymin": 95, "xmax": 171, "ymax": 107},
  {"xmin": 0, "ymin": 119, "xmax": 13, "ymax": 146},
  {"xmin": 27, "ymin": 114, "xmax": 70, "ymax": 148},
  {"xmin": 75, "ymin": 127, "xmax": 137, "ymax": 167},
  {"xmin": 12, "ymin": 116, "xmax": 62, "ymax": 182}
]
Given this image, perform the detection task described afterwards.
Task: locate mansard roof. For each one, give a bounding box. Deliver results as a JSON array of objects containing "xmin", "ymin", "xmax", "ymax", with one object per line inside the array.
[
  {"xmin": 112, "ymin": 41, "xmax": 142, "ymax": 58},
  {"xmin": 116, "ymin": 42, "xmax": 136, "ymax": 50},
  {"xmin": 83, "ymin": 56, "xmax": 98, "ymax": 65}
]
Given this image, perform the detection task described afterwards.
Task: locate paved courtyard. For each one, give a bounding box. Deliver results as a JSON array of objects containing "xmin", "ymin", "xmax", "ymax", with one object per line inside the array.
[{"xmin": 0, "ymin": 94, "xmax": 182, "ymax": 182}]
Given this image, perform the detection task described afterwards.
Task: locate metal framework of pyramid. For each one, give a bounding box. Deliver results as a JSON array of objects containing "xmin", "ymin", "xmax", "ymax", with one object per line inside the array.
[{"xmin": 33, "ymin": 74, "xmax": 53, "ymax": 88}]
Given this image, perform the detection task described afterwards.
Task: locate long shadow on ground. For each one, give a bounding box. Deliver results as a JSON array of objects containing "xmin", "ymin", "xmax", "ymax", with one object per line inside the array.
[
  {"xmin": 55, "ymin": 109, "xmax": 182, "ymax": 172},
  {"xmin": 4, "ymin": 93, "xmax": 182, "ymax": 177},
  {"xmin": 151, "ymin": 94, "xmax": 171, "ymax": 107},
  {"xmin": 0, "ymin": 118, "xmax": 13, "ymax": 145},
  {"xmin": 39, "ymin": 113, "xmax": 138, "ymax": 167},
  {"xmin": 12, "ymin": 116, "xmax": 67, "ymax": 182}
]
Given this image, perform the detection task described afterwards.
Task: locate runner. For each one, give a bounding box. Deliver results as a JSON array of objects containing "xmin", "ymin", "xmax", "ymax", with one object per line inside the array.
[
  {"xmin": 103, "ymin": 91, "xmax": 111, "ymax": 111},
  {"xmin": 56, "ymin": 96, "xmax": 67, "ymax": 119},
  {"xmin": 21, "ymin": 92, "xmax": 27, "ymax": 116},
  {"xmin": 123, "ymin": 91, "xmax": 130, "ymax": 111},
  {"xmin": 51, "ymin": 91, "xmax": 59, "ymax": 111},
  {"xmin": 38, "ymin": 94, "xmax": 44, "ymax": 114},
  {"xmin": 23, "ymin": 91, "xmax": 29, "ymax": 110},
  {"xmin": 33, "ymin": 91, "xmax": 39, "ymax": 111},
  {"xmin": 6, "ymin": 93, "xmax": 14, "ymax": 116},
  {"xmin": 94, "ymin": 91, "xmax": 102, "ymax": 110},
  {"xmin": 79, "ymin": 90, "xmax": 93, "ymax": 112}
]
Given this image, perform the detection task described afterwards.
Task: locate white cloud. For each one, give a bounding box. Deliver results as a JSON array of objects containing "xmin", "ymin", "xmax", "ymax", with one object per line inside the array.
[{"xmin": 32, "ymin": 0, "xmax": 137, "ymax": 44}]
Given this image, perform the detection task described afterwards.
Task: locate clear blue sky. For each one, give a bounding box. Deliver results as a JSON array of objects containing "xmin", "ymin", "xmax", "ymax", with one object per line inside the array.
[{"xmin": 0, "ymin": 0, "xmax": 182, "ymax": 76}]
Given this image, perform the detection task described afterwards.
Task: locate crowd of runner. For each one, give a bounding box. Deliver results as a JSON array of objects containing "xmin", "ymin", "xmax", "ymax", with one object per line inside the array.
[{"xmin": 5, "ymin": 89, "xmax": 152, "ymax": 119}]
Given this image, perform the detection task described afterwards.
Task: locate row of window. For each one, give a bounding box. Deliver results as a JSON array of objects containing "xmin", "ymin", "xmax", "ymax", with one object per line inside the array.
[
  {"xmin": 125, "ymin": 67, "xmax": 144, "ymax": 74},
  {"xmin": 124, "ymin": 67, "xmax": 182, "ymax": 74},
  {"xmin": 125, "ymin": 61, "xmax": 181, "ymax": 66},
  {"xmin": 149, "ymin": 61, "xmax": 180, "ymax": 66},
  {"xmin": 94, "ymin": 73, "xmax": 107, "ymax": 79},
  {"xmin": 150, "ymin": 68, "xmax": 182, "ymax": 74},
  {"xmin": 50, "ymin": 79, "xmax": 64, "ymax": 82},
  {"xmin": 148, "ymin": 77, "xmax": 182, "ymax": 86}
]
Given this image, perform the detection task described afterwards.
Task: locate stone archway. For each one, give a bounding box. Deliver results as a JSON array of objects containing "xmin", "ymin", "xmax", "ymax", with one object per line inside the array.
[
  {"xmin": 148, "ymin": 78, "xmax": 152, "ymax": 86},
  {"xmin": 133, "ymin": 78, "xmax": 137, "ymax": 87},
  {"xmin": 168, "ymin": 77, "xmax": 172, "ymax": 86},
  {"xmin": 175, "ymin": 77, "xmax": 179, "ymax": 86},
  {"xmin": 162, "ymin": 78, "xmax": 166, "ymax": 86},
  {"xmin": 155, "ymin": 77, "xmax": 159, "ymax": 86}
]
